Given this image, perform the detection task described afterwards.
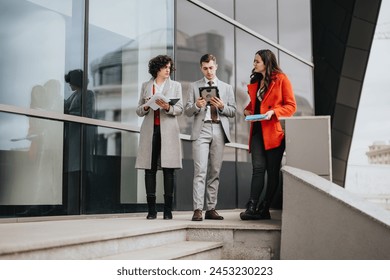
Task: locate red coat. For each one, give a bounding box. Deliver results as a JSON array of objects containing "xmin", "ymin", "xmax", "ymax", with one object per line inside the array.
[{"xmin": 245, "ymin": 72, "xmax": 296, "ymax": 151}]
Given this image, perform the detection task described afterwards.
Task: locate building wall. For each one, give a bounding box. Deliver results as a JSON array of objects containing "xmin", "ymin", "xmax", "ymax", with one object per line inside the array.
[
  {"xmin": 312, "ymin": 0, "xmax": 382, "ymax": 186},
  {"xmin": 0, "ymin": 0, "xmax": 313, "ymax": 218}
]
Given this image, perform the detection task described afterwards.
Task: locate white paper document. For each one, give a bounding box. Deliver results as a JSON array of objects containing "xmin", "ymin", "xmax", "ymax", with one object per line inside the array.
[{"xmin": 145, "ymin": 94, "xmax": 170, "ymax": 111}]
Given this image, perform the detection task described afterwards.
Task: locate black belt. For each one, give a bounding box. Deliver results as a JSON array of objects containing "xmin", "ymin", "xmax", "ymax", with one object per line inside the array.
[{"xmin": 204, "ymin": 120, "xmax": 220, "ymax": 124}]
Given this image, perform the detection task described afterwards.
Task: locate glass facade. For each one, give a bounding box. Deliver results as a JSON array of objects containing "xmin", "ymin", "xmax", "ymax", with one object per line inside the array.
[{"xmin": 0, "ymin": 0, "xmax": 313, "ymax": 218}]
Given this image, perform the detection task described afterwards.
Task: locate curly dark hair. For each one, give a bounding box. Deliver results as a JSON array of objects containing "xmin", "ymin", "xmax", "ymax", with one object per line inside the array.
[{"xmin": 148, "ymin": 55, "xmax": 175, "ymax": 78}]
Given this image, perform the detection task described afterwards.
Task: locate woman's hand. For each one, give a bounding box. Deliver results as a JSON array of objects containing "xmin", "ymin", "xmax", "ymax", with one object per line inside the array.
[
  {"xmin": 156, "ymin": 99, "xmax": 170, "ymax": 111},
  {"xmin": 143, "ymin": 96, "xmax": 151, "ymax": 110},
  {"xmin": 264, "ymin": 110, "xmax": 274, "ymax": 120},
  {"xmin": 244, "ymin": 109, "xmax": 252, "ymax": 116}
]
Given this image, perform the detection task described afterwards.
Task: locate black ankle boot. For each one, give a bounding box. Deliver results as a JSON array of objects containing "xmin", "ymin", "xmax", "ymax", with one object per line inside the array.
[
  {"xmin": 163, "ymin": 194, "xmax": 173, "ymax": 220},
  {"xmin": 146, "ymin": 195, "xmax": 157, "ymax": 219},
  {"xmin": 240, "ymin": 199, "xmax": 258, "ymax": 220},
  {"xmin": 255, "ymin": 200, "xmax": 271, "ymax": 220}
]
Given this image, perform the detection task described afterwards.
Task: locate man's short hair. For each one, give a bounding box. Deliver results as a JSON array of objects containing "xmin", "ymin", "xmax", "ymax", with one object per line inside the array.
[{"xmin": 200, "ymin": 54, "xmax": 217, "ymax": 65}]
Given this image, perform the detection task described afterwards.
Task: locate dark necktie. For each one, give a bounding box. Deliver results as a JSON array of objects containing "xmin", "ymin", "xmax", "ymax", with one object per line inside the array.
[{"xmin": 208, "ymin": 81, "xmax": 218, "ymax": 121}]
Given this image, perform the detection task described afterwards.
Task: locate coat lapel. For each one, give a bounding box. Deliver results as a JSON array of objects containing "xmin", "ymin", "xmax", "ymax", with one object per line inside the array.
[
  {"xmin": 145, "ymin": 79, "xmax": 154, "ymax": 97},
  {"xmin": 161, "ymin": 78, "xmax": 171, "ymax": 96}
]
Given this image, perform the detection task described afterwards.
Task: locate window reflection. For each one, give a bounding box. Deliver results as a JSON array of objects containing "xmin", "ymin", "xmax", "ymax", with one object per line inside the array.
[
  {"xmin": 0, "ymin": 113, "xmax": 63, "ymax": 206},
  {"xmin": 0, "ymin": 0, "xmax": 80, "ymax": 111},
  {"xmin": 235, "ymin": 0, "xmax": 278, "ymax": 42},
  {"xmin": 278, "ymin": 0, "xmax": 312, "ymax": 61},
  {"xmin": 87, "ymin": 0, "xmax": 175, "ymax": 207},
  {"xmin": 279, "ymin": 52, "xmax": 314, "ymax": 116},
  {"xmin": 88, "ymin": 0, "xmax": 174, "ymax": 167},
  {"xmin": 198, "ymin": 0, "xmax": 234, "ymax": 18}
]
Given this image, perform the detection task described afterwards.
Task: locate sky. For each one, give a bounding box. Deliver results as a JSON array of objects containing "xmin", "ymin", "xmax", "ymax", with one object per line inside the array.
[{"xmin": 348, "ymin": 0, "xmax": 390, "ymax": 166}]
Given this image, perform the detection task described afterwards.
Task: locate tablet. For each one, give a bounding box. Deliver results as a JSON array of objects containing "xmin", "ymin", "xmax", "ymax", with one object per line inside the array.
[
  {"xmin": 168, "ymin": 98, "xmax": 180, "ymax": 105},
  {"xmin": 199, "ymin": 86, "xmax": 219, "ymax": 103}
]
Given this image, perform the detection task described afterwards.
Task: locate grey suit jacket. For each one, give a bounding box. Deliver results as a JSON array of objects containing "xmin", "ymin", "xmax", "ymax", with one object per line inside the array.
[{"xmin": 185, "ymin": 78, "xmax": 236, "ymax": 143}]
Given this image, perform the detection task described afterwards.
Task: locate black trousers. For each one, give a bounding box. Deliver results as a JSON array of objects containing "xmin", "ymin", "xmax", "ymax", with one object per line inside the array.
[
  {"xmin": 145, "ymin": 125, "xmax": 175, "ymax": 196},
  {"xmin": 249, "ymin": 130, "xmax": 285, "ymax": 205}
]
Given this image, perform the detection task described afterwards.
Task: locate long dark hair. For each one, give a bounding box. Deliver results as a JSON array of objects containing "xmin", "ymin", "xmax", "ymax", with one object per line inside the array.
[
  {"xmin": 250, "ymin": 49, "xmax": 282, "ymax": 92},
  {"xmin": 148, "ymin": 55, "xmax": 175, "ymax": 78}
]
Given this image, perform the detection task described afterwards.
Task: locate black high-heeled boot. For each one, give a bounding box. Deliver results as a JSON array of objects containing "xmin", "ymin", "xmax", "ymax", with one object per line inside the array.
[
  {"xmin": 146, "ymin": 194, "xmax": 157, "ymax": 219},
  {"xmin": 163, "ymin": 194, "xmax": 173, "ymax": 220},
  {"xmin": 240, "ymin": 199, "xmax": 258, "ymax": 220}
]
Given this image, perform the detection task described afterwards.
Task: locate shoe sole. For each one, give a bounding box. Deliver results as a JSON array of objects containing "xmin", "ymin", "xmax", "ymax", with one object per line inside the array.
[{"xmin": 240, "ymin": 213, "xmax": 271, "ymax": 220}]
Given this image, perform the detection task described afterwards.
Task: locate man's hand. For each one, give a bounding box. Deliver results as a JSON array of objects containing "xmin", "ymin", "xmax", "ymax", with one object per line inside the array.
[
  {"xmin": 196, "ymin": 97, "xmax": 207, "ymax": 108},
  {"xmin": 210, "ymin": 96, "xmax": 224, "ymax": 110}
]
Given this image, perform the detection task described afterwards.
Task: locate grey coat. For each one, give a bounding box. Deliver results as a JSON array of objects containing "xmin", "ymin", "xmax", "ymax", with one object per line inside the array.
[
  {"xmin": 135, "ymin": 78, "xmax": 183, "ymax": 169},
  {"xmin": 185, "ymin": 78, "xmax": 236, "ymax": 142}
]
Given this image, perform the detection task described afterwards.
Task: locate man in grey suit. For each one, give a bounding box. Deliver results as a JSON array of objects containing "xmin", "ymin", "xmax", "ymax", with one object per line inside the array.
[{"xmin": 185, "ymin": 54, "xmax": 236, "ymax": 221}]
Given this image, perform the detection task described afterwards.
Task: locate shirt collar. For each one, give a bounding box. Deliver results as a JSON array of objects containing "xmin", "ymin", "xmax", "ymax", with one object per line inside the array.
[{"xmin": 204, "ymin": 77, "xmax": 217, "ymax": 86}]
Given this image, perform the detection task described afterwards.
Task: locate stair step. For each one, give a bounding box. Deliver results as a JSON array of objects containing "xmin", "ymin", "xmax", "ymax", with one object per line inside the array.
[{"xmin": 100, "ymin": 240, "xmax": 223, "ymax": 260}]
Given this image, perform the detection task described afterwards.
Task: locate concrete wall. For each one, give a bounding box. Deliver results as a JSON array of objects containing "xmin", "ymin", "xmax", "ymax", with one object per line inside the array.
[
  {"xmin": 284, "ymin": 116, "xmax": 332, "ymax": 180},
  {"xmin": 280, "ymin": 165, "xmax": 390, "ymax": 260}
]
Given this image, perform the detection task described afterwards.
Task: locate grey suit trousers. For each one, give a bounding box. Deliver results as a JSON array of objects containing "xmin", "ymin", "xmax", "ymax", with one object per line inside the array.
[{"xmin": 192, "ymin": 122, "xmax": 225, "ymax": 210}]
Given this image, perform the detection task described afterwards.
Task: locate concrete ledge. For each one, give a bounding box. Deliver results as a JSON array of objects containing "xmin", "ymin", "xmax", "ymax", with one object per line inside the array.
[{"xmin": 281, "ymin": 166, "xmax": 390, "ymax": 260}]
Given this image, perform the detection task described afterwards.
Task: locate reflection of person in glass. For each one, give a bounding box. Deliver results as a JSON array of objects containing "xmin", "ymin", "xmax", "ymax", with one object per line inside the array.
[
  {"xmin": 64, "ymin": 69, "xmax": 96, "ymax": 214},
  {"xmin": 28, "ymin": 81, "xmax": 62, "ymax": 196},
  {"xmin": 241, "ymin": 49, "xmax": 296, "ymax": 220},
  {"xmin": 185, "ymin": 54, "xmax": 236, "ymax": 222},
  {"xmin": 16, "ymin": 80, "xmax": 63, "ymax": 213},
  {"xmin": 135, "ymin": 55, "xmax": 183, "ymax": 220}
]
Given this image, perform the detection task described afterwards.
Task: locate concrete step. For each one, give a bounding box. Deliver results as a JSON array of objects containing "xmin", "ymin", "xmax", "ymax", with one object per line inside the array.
[
  {"xmin": 0, "ymin": 210, "xmax": 282, "ymax": 260},
  {"xmin": 0, "ymin": 218, "xmax": 189, "ymax": 260},
  {"xmin": 100, "ymin": 240, "xmax": 223, "ymax": 260}
]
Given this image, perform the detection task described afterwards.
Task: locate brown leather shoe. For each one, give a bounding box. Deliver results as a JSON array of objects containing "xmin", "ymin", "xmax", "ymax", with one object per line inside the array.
[
  {"xmin": 205, "ymin": 209, "xmax": 224, "ymax": 220},
  {"xmin": 191, "ymin": 209, "xmax": 203, "ymax": 221}
]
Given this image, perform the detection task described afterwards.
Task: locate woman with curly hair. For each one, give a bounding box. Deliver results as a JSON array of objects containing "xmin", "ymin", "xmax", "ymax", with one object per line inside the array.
[
  {"xmin": 135, "ymin": 55, "xmax": 183, "ymax": 220},
  {"xmin": 240, "ymin": 49, "xmax": 296, "ymax": 220}
]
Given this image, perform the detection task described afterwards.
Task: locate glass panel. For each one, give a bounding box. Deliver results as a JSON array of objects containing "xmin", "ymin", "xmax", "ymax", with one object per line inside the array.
[
  {"xmin": 198, "ymin": 0, "xmax": 234, "ymax": 18},
  {"xmin": 87, "ymin": 0, "xmax": 174, "ymax": 211},
  {"xmin": 88, "ymin": 0, "xmax": 174, "ymax": 125},
  {"xmin": 279, "ymin": 52, "xmax": 314, "ymax": 116},
  {"xmin": 235, "ymin": 0, "xmax": 278, "ymax": 42},
  {"xmin": 85, "ymin": 126, "xmax": 140, "ymax": 214},
  {"xmin": 176, "ymin": 0, "xmax": 236, "ymax": 161},
  {"xmin": 278, "ymin": 0, "xmax": 312, "ymax": 61},
  {"xmin": 0, "ymin": 112, "xmax": 63, "ymax": 207},
  {"xmin": 0, "ymin": 0, "xmax": 83, "ymax": 113}
]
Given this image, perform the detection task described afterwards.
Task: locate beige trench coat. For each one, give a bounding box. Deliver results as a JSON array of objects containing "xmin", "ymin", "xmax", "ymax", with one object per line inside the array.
[{"xmin": 135, "ymin": 78, "xmax": 183, "ymax": 169}]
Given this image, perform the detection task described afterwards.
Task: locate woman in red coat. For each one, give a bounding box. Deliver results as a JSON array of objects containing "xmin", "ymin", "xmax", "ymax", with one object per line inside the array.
[{"xmin": 240, "ymin": 49, "xmax": 296, "ymax": 220}]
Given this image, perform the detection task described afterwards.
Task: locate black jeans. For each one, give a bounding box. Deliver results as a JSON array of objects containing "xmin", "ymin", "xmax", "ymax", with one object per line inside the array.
[
  {"xmin": 145, "ymin": 125, "xmax": 175, "ymax": 196},
  {"xmin": 249, "ymin": 130, "xmax": 285, "ymax": 204}
]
